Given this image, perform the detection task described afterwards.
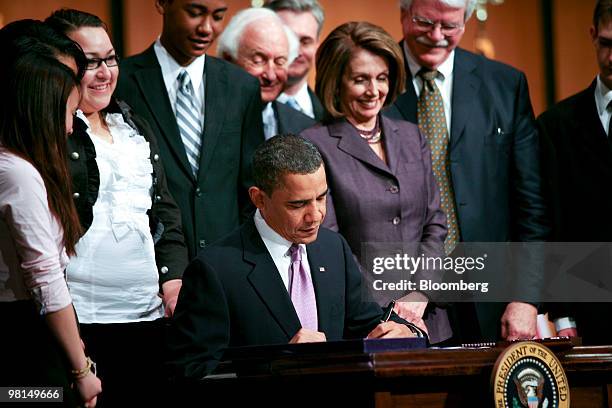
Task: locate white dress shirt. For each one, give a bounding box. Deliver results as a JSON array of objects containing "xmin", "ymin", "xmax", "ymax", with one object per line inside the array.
[
  {"xmin": 0, "ymin": 148, "xmax": 71, "ymax": 314},
  {"xmin": 403, "ymin": 40, "xmax": 454, "ymax": 137},
  {"xmin": 277, "ymin": 82, "xmax": 315, "ymax": 119},
  {"xmin": 253, "ymin": 209, "xmax": 311, "ymax": 292},
  {"xmin": 66, "ymin": 112, "xmax": 163, "ymax": 324},
  {"xmin": 262, "ymin": 102, "xmax": 278, "ymax": 140},
  {"xmin": 153, "ymin": 38, "xmax": 206, "ymax": 120},
  {"xmin": 594, "ymin": 75, "xmax": 612, "ymax": 136}
]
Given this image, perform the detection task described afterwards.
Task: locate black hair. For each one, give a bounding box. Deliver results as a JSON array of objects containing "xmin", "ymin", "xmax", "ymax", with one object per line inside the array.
[
  {"xmin": 252, "ymin": 134, "xmax": 323, "ymax": 195},
  {"xmin": 594, "ymin": 0, "xmax": 612, "ymax": 30},
  {"xmin": 1, "ymin": 19, "xmax": 87, "ymax": 79},
  {"xmin": 45, "ymin": 8, "xmax": 107, "ymax": 34},
  {"xmin": 0, "ymin": 53, "xmax": 82, "ymax": 254}
]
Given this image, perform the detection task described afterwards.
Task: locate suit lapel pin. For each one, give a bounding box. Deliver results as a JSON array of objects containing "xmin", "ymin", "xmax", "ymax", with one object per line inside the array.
[{"xmin": 319, "ymin": 267, "xmax": 326, "ymax": 272}]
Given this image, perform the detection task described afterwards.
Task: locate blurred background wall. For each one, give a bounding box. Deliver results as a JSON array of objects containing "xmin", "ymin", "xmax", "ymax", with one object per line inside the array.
[{"xmin": 0, "ymin": 0, "xmax": 598, "ymax": 116}]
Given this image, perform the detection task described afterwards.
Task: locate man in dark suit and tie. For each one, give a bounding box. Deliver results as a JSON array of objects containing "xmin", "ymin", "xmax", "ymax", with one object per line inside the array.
[
  {"xmin": 266, "ymin": 0, "xmax": 326, "ymax": 121},
  {"xmin": 384, "ymin": 0, "xmax": 549, "ymax": 342},
  {"xmin": 217, "ymin": 7, "xmax": 316, "ymax": 140},
  {"xmin": 537, "ymin": 0, "xmax": 612, "ymax": 345},
  {"xmin": 116, "ymin": 0, "xmax": 264, "ymax": 259},
  {"xmin": 168, "ymin": 135, "xmax": 417, "ymax": 380}
]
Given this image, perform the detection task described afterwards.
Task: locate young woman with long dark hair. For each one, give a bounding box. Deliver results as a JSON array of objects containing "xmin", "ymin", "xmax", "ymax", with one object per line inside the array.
[{"xmin": 0, "ymin": 51, "xmax": 102, "ymax": 407}]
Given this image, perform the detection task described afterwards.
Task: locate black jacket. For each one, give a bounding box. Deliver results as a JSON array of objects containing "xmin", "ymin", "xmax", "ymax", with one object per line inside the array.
[
  {"xmin": 537, "ymin": 80, "xmax": 612, "ymax": 345},
  {"xmin": 168, "ymin": 219, "xmax": 409, "ymax": 379},
  {"xmin": 67, "ymin": 98, "xmax": 189, "ymax": 284},
  {"xmin": 117, "ymin": 49, "xmax": 264, "ymax": 259}
]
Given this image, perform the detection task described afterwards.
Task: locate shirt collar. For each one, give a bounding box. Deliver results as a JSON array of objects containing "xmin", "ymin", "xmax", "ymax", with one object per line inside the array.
[
  {"xmin": 278, "ymin": 83, "xmax": 309, "ymax": 104},
  {"xmin": 294, "ymin": 83, "xmax": 311, "ymax": 102},
  {"xmin": 253, "ymin": 209, "xmax": 305, "ymax": 258},
  {"xmin": 262, "ymin": 102, "xmax": 276, "ymax": 125},
  {"xmin": 403, "ymin": 39, "xmax": 455, "ymax": 80},
  {"xmin": 76, "ymin": 110, "xmax": 90, "ymax": 128},
  {"xmin": 595, "ymin": 75, "xmax": 612, "ymax": 116},
  {"xmin": 154, "ymin": 37, "xmax": 206, "ymax": 91},
  {"xmin": 277, "ymin": 83, "xmax": 315, "ymax": 118}
]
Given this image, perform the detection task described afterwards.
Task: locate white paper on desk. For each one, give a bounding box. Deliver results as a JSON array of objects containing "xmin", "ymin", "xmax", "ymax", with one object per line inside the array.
[{"xmin": 537, "ymin": 313, "xmax": 556, "ymax": 338}]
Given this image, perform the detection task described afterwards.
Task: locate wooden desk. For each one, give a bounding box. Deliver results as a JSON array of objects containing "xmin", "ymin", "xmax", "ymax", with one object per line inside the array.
[{"xmin": 195, "ymin": 344, "xmax": 612, "ymax": 407}]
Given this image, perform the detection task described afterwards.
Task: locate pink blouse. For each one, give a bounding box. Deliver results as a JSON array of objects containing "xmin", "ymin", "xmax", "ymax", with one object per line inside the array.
[{"xmin": 0, "ymin": 148, "xmax": 71, "ymax": 314}]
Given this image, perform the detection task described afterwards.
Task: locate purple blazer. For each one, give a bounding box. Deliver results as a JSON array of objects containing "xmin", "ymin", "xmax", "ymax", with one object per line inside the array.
[{"xmin": 301, "ymin": 115, "xmax": 451, "ymax": 343}]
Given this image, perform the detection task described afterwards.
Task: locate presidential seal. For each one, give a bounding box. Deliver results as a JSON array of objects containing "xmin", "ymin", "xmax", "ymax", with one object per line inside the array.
[{"xmin": 492, "ymin": 341, "xmax": 569, "ymax": 408}]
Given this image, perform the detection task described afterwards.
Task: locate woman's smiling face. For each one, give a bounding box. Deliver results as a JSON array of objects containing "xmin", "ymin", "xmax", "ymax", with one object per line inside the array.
[{"xmin": 67, "ymin": 26, "xmax": 118, "ymax": 114}]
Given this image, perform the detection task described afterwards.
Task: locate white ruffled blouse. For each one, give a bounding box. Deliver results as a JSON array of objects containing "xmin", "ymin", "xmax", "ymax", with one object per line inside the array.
[{"xmin": 66, "ymin": 111, "xmax": 163, "ymax": 324}]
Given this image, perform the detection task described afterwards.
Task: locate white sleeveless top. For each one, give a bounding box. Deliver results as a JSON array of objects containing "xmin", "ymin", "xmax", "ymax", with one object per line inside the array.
[{"xmin": 66, "ymin": 112, "xmax": 163, "ymax": 323}]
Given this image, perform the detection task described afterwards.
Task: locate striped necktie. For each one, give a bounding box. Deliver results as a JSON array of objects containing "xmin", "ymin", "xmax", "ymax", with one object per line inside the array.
[
  {"xmin": 175, "ymin": 70, "xmax": 202, "ymax": 176},
  {"xmin": 417, "ymin": 69, "xmax": 460, "ymax": 254}
]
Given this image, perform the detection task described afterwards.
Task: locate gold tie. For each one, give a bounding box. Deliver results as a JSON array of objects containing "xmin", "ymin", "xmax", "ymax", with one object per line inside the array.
[{"xmin": 417, "ymin": 69, "xmax": 460, "ymax": 254}]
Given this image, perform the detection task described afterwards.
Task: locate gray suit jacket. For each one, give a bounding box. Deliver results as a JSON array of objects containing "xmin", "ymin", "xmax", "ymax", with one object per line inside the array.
[{"xmin": 301, "ymin": 116, "xmax": 451, "ymax": 343}]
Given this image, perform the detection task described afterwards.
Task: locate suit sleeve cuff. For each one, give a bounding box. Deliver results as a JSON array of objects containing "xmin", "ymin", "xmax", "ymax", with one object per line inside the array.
[{"xmin": 158, "ymin": 262, "xmax": 185, "ymax": 283}]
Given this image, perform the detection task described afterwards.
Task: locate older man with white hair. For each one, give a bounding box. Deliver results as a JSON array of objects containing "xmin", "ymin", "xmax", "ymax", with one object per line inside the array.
[
  {"xmin": 385, "ymin": 0, "xmax": 549, "ymax": 344},
  {"xmin": 218, "ymin": 7, "xmax": 316, "ymax": 139}
]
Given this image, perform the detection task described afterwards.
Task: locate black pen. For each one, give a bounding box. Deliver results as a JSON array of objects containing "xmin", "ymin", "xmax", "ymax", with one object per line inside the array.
[{"xmin": 380, "ymin": 300, "xmax": 396, "ymax": 323}]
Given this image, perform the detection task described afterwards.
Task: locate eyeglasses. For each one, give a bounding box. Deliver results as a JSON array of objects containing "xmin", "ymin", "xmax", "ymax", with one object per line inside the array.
[
  {"xmin": 411, "ymin": 15, "xmax": 464, "ymax": 36},
  {"xmin": 85, "ymin": 55, "xmax": 119, "ymax": 70}
]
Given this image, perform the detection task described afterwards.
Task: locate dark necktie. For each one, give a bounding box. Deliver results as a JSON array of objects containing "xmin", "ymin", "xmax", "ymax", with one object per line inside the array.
[{"xmin": 417, "ymin": 69, "xmax": 460, "ymax": 254}]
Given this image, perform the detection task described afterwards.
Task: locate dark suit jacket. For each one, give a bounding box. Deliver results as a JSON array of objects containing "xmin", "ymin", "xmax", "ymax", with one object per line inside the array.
[
  {"xmin": 308, "ymin": 86, "xmax": 325, "ymax": 122},
  {"xmin": 277, "ymin": 87, "xmax": 325, "ymax": 121},
  {"xmin": 538, "ymin": 80, "xmax": 612, "ymax": 345},
  {"xmin": 116, "ymin": 46, "xmax": 264, "ymax": 259},
  {"xmin": 168, "ymin": 219, "xmax": 398, "ymax": 379},
  {"xmin": 301, "ymin": 116, "xmax": 451, "ymax": 343},
  {"xmin": 538, "ymin": 80, "xmax": 612, "ymax": 241},
  {"xmin": 385, "ymin": 47, "xmax": 549, "ymax": 340},
  {"xmin": 274, "ymin": 100, "xmax": 317, "ymax": 135}
]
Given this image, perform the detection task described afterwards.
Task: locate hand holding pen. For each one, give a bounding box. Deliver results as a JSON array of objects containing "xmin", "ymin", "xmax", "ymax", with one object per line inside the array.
[
  {"xmin": 367, "ymin": 300, "xmax": 417, "ymax": 339},
  {"xmin": 380, "ymin": 300, "xmax": 396, "ymax": 323},
  {"xmin": 374, "ymin": 299, "xmax": 429, "ymax": 340}
]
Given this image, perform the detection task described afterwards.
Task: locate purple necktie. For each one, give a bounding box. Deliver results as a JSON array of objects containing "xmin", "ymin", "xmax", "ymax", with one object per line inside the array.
[{"xmin": 289, "ymin": 244, "xmax": 318, "ymax": 330}]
